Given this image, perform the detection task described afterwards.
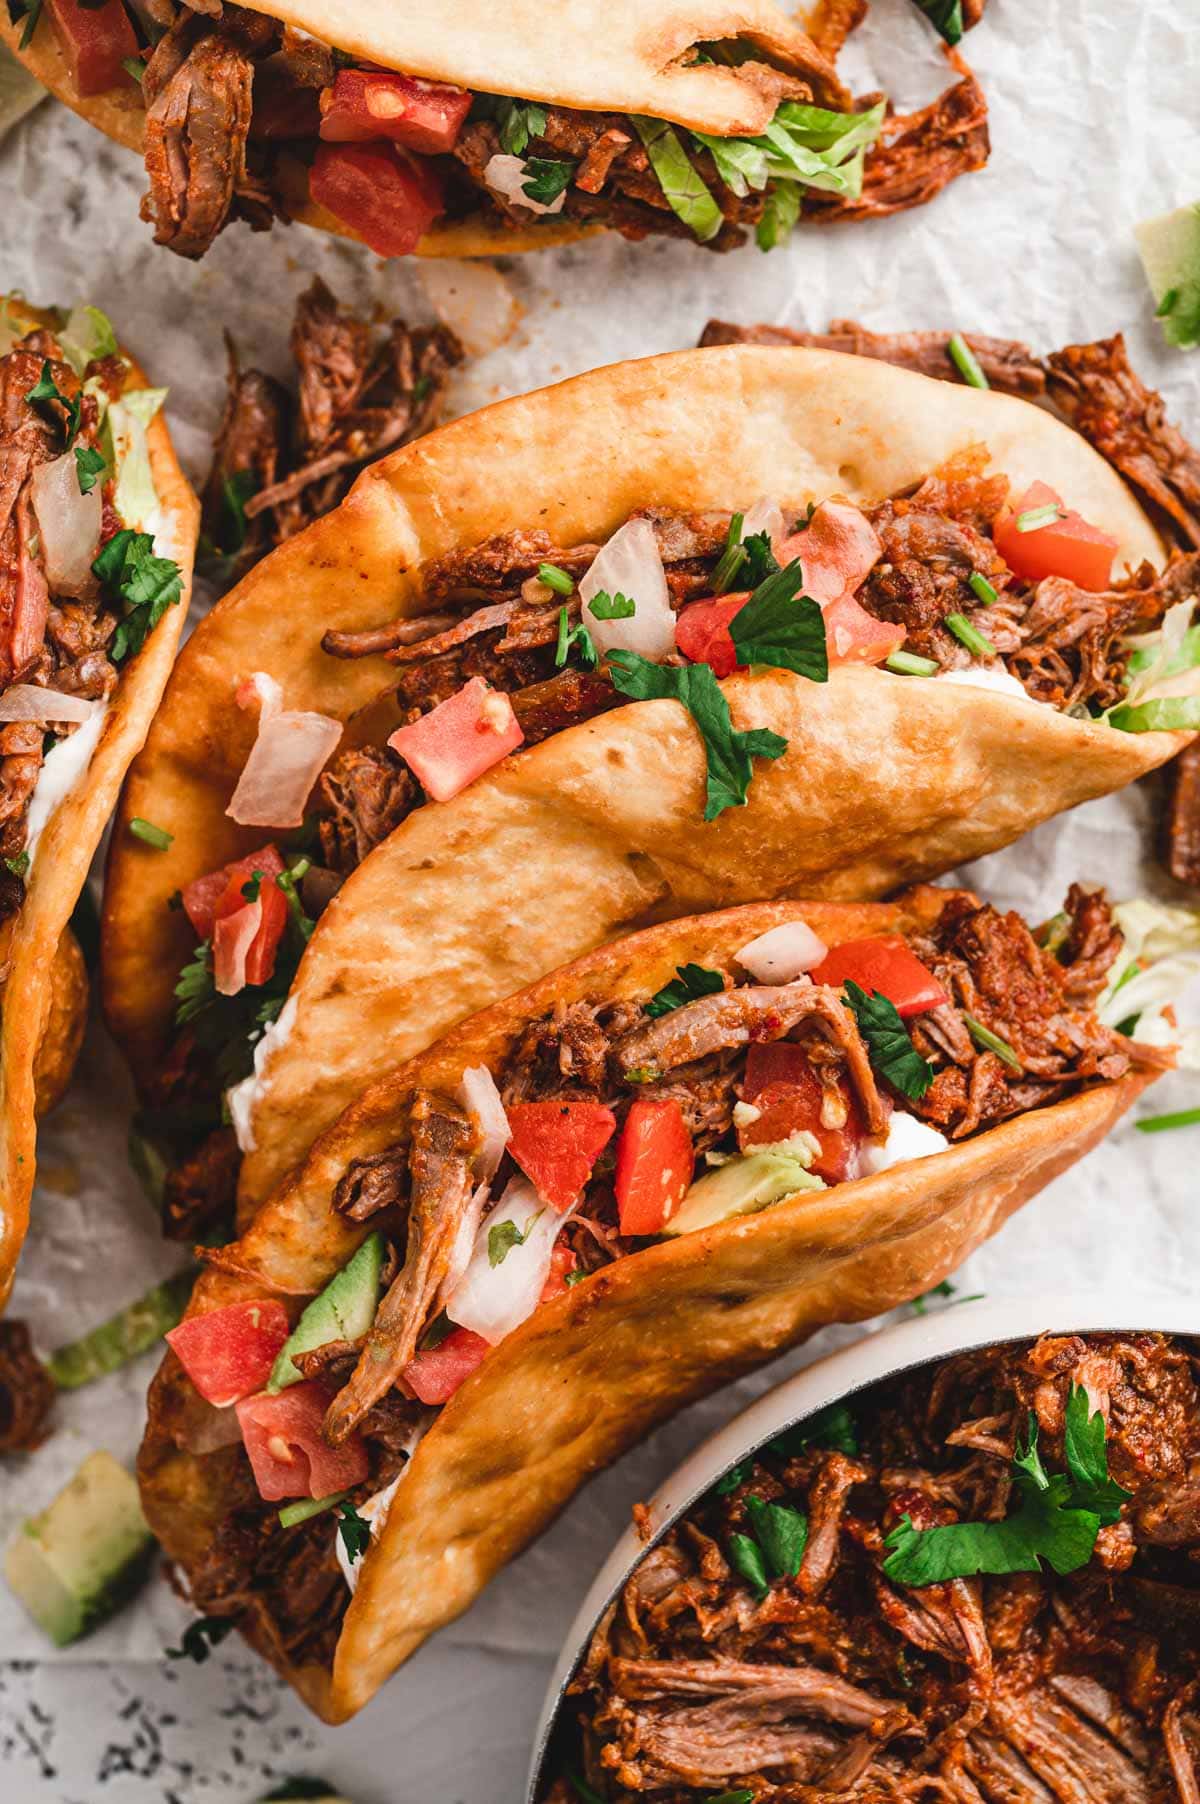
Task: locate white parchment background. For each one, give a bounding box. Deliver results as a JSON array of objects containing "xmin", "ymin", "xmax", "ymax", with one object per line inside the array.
[{"xmin": 2, "ymin": 0, "xmax": 1200, "ymax": 1797}]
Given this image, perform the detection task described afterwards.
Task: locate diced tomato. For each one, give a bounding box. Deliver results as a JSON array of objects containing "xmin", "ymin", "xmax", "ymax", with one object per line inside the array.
[
  {"xmin": 166, "ymin": 1300, "xmax": 290, "ymax": 1409},
  {"xmin": 777, "ymin": 501, "xmax": 882, "ymax": 607},
  {"xmin": 388, "ymin": 677, "xmax": 524, "ymax": 802},
  {"xmin": 993, "ymin": 481, "xmax": 1119, "ymax": 592},
  {"xmin": 183, "ymin": 845, "xmax": 289, "ymax": 998},
  {"xmin": 182, "ymin": 845, "xmax": 285, "ymax": 940},
  {"xmin": 740, "ymin": 1044, "xmax": 865, "ymax": 1184},
  {"xmin": 506, "ymin": 1100, "xmax": 617, "ymax": 1212},
  {"xmin": 309, "ymin": 140, "xmax": 445, "ymax": 258},
  {"xmin": 250, "ymin": 72, "xmax": 322, "ymax": 140},
  {"xmin": 236, "ymin": 1382, "xmax": 368, "ymax": 1501},
  {"xmin": 402, "ymin": 1327, "xmax": 489, "ymax": 1405},
  {"xmin": 244, "ymin": 875, "xmax": 288, "ymax": 986},
  {"xmin": 319, "ymin": 70, "xmax": 472, "ymax": 155},
  {"xmin": 46, "ymin": 0, "xmax": 138, "ymax": 97},
  {"xmin": 811, "ymin": 936, "xmax": 949, "ymax": 1019},
  {"xmin": 674, "ymin": 594, "xmax": 748, "ymax": 679},
  {"xmin": 539, "ymin": 1243, "xmax": 578, "ymax": 1303},
  {"xmin": 823, "ymin": 593, "xmax": 905, "ymax": 667},
  {"xmin": 614, "ymin": 1099, "xmax": 695, "ymax": 1236}
]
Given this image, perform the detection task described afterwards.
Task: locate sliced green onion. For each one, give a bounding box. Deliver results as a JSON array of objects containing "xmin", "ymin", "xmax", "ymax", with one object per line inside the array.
[
  {"xmin": 129, "ymin": 817, "xmax": 173, "ymax": 849},
  {"xmin": 947, "ymin": 333, "xmax": 989, "ymax": 389},
  {"xmin": 554, "ymin": 605, "xmax": 570, "ymax": 669},
  {"xmin": 1136, "ymin": 1107, "xmax": 1200, "ymax": 1135},
  {"xmin": 962, "ymin": 1013, "xmax": 1022, "ymax": 1073},
  {"xmin": 1016, "ymin": 504, "xmax": 1063, "ymax": 533},
  {"xmin": 885, "ymin": 650, "xmax": 940, "ymax": 677},
  {"xmin": 945, "ymin": 614, "xmax": 997, "ymax": 659},
  {"xmin": 278, "ymin": 1491, "xmax": 347, "ymax": 1528},
  {"xmin": 711, "ymin": 512, "xmax": 746, "ymax": 593},
  {"xmin": 968, "ymin": 572, "xmax": 998, "ymax": 606},
  {"xmin": 538, "ymin": 562, "xmax": 574, "ymax": 596},
  {"xmin": 121, "ymin": 55, "xmax": 146, "ymax": 81}
]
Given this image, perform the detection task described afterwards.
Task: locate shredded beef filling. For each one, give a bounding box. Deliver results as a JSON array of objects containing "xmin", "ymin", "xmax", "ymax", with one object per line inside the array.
[
  {"xmin": 546, "ymin": 1331, "xmax": 1200, "ymax": 1802},
  {"xmin": 0, "ymin": 1320, "xmax": 55, "ymax": 1452}
]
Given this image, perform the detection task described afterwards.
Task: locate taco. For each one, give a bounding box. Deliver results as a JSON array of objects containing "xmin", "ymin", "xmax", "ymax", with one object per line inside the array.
[
  {"xmin": 1, "ymin": 0, "xmax": 987, "ymax": 262},
  {"xmin": 0, "ymin": 296, "xmax": 197, "ymax": 1305},
  {"xmin": 99, "ymin": 346, "xmax": 1199, "ymax": 1236},
  {"xmin": 138, "ymin": 880, "xmax": 1176, "ymax": 1721}
]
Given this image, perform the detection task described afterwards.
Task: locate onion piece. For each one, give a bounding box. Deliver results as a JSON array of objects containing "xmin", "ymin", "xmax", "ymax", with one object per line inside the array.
[
  {"xmin": 227, "ymin": 678, "xmax": 342, "ymax": 828},
  {"xmin": 30, "ymin": 453, "xmax": 102, "ymax": 593},
  {"xmin": 457, "ymin": 1065, "xmax": 511, "ymax": 1180},
  {"xmin": 419, "ymin": 261, "xmax": 519, "ymax": 356},
  {"xmin": 437, "ymin": 1180, "xmax": 490, "ymax": 1311},
  {"xmin": 580, "ymin": 518, "xmax": 674, "ymax": 660},
  {"xmin": 212, "ymin": 898, "xmax": 262, "ymax": 997},
  {"xmin": 483, "ymin": 154, "xmax": 567, "ymax": 216},
  {"xmin": 445, "ymin": 1179, "xmax": 571, "ymax": 1345},
  {"xmin": 737, "ymin": 921, "xmax": 827, "ymax": 983},
  {"xmin": 0, "ymin": 685, "xmax": 94, "ymax": 723},
  {"xmin": 740, "ymin": 498, "xmax": 786, "ymax": 559}
]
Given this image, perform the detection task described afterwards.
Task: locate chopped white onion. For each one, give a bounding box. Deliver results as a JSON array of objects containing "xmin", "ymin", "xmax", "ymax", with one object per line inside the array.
[
  {"xmin": 0, "ymin": 684, "xmax": 94, "ymax": 723},
  {"xmin": 736, "ymin": 921, "xmax": 827, "ymax": 983},
  {"xmin": 740, "ymin": 499, "xmax": 786, "ymax": 559},
  {"xmin": 419, "ymin": 261, "xmax": 520, "ymax": 356},
  {"xmin": 483, "ymin": 154, "xmax": 567, "ymax": 216},
  {"xmin": 227, "ymin": 707, "xmax": 342, "ymax": 828},
  {"xmin": 580, "ymin": 517, "xmax": 675, "ymax": 660},
  {"xmin": 30, "ymin": 452, "xmax": 101, "ymax": 593},
  {"xmin": 445, "ymin": 1178, "xmax": 570, "ymax": 1346},
  {"xmin": 457, "ymin": 1065, "xmax": 511, "ymax": 1180}
]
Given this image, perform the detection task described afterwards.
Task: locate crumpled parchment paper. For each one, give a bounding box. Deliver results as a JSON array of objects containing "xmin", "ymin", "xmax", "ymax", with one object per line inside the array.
[{"xmin": 2, "ymin": 0, "xmax": 1200, "ymax": 1795}]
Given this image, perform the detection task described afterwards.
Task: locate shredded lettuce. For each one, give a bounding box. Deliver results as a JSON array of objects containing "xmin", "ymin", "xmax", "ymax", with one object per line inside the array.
[
  {"xmin": 108, "ymin": 386, "xmax": 167, "ymax": 533},
  {"xmin": 1108, "ymin": 597, "xmax": 1200, "ymax": 733},
  {"xmin": 57, "ymin": 303, "xmax": 118, "ymax": 377},
  {"xmin": 693, "ymin": 99, "xmax": 884, "ymax": 205},
  {"xmin": 1097, "ymin": 898, "xmax": 1200, "ymax": 1069},
  {"xmin": 631, "ymin": 117, "xmax": 723, "ymax": 242}
]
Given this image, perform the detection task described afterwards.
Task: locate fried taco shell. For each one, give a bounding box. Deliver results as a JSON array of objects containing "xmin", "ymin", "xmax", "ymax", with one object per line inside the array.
[
  {"xmin": 101, "ymin": 348, "xmax": 1186, "ymax": 1219},
  {"xmin": 0, "ymin": 301, "xmax": 198, "ymax": 1307},
  {"xmin": 138, "ymin": 891, "xmax": 1160, "ymax": 1721}
]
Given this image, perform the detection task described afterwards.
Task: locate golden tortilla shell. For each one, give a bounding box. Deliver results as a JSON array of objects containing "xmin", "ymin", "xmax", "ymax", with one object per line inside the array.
[
  {"xmin": 101, "ymin": 346, "xmax": 1183, "ymax": 1217},
  {"xmin": 2, "ymin": 1, "xmax": 840, "ymax": 259},
  {"xmin": 0, "ymin": 304, "xmax": 199, "ymax": 1308},
  {"xmin": 31, "ymin": 929, "xmax": 88, "ymax": 1119},
  {"xmin": 137, "ymin": 892, "xmax": 1161, "ymax": 1721}
]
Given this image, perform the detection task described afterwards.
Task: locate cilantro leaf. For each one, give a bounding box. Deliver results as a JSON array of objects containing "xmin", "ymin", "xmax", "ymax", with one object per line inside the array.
[
  {"xmin": 218, "ymin": 468, "xmax": 259, "ymax": 554},
  {"xmin": 740, "ymin": 531, "xmax": 780, "ymax": 587},
  {"xmin": 912, "ymin": 0, "xmax": 964, "ymax": 44},
  {"xmin": 336, "ymin": 1500, "xmax": 371, "ymax": 1565},
  {"xmin": 713, "ymin": 1459, "xmax": 752, "ymax": 1497},
  {"xmin": 92, "ymin": 528, "xmax": 184, "ymax": 663},
  {"xmin": 706, "ymin": 1793, "xmax": 755, "ymax": 1804},
  {"xmin": 607, "ymin": 653, "xmax": 787, "ymax": 821},
  {"xmin": 522, "ymin": 158, "xmax": 575, "ymax": 205},
  {"xmin": 646, "ymin": 962, "xmax": 724, "ymax": 1017},
  {"xmin": 165, "ymin": 1615, "xmax": 237, "ymax": 1663},
  {"xmin": 587, "ymin": 590, "xmax": 636, "ymax": 621},
  {"xmin": 495, "ymin": 98, "xmax": 548, "ymax": 156},
  {"xmin": 74, "ymin": 444, "xmax": 106, "ymax": 495},
  {"xmin": 745, "ymin": 1495, "xmax": 808, "ymax": 1580},
  {"xmin": 174, "ymin": 939, "xmax": 215, "ymax": 1026},
  {"xmin": 727, "ymin": 1531, "xmax": 769, "ymax": 1597},
  {"xmin": 729, "ymin": 560, "xmax": 828, "ymax": 682},
  {"xmin": 555, "ymin": 606, "xmax": 599, "ymax": 670},
  {"xmin": 1063, "ymin": 1383, "xmax": 1131, "ymax": 1525},
  {"xmin": 26, "ymin": 360, "xmax": 81, "ymax": 444},
  {"xmin": 488, "ymin": 1217, "xmax": 529, "ymax": 1267},
  {"xmin": 770, "ymin": 1401, "xmax": 858, "ymax": 1459},
  {"xmin": 843, "ymin": 978, "xmax": 933, "ymax": 1099}
]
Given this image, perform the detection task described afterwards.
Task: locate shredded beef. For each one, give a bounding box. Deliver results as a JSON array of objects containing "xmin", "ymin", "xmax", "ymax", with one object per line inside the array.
[
  {"xmin": 161, "ymin": 1125, "xmax": 241, "ymax": 1242},
  {"xmin": 0, "ymin": 1320, "xmax": 55, "ymax": 1452},
  {"xmin": 1164, "ymin": 742, "xmax": 1200, "ymax": 888},
  {"xmin": 317, "ymin": 743, "xmax": 421, "ymax": 875},
  {"xmin": 199, "ymin": 338, "xmax": 287, "ymax": 570},
  {"xmin": 550, "ymin": 1332, "xmax": 1200, "ymax": 1803},
  {"xmin": 862, "ymin": 493, "xmax": 1011, "ymax": 663},
  {"xmin": 699, "ymin": 317, "xmax": 1046, "ymax": 398},
  {"xmin": 332, "ymin": 1143, "xmax": 409, "ymax": 1223}
]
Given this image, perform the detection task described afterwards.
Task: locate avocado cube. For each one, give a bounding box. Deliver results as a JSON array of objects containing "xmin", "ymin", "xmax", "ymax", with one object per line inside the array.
[{"xmin": 4, "ymin": 1450, "xmax": 154, "ymax": 1645}]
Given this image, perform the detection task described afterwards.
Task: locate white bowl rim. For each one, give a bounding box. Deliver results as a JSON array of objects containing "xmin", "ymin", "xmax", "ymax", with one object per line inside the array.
[{"xmin": 525, "ymin": 1288, "xmax": 1196, "ymax": 1800}]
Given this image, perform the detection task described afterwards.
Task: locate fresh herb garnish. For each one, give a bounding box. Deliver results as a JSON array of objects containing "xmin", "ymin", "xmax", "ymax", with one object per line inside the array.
[
  {"xmin": 713, "ymin": 1459, "xmax": 752, "ymax": 1496},
  {"xmin": 74, "ymin": 444, "xmax": 106, "ymax": 494},
  {"xmin": 121, "ymin": 53, "xmax": 146, "ymax": 81},
  {"xmin": 4, "ymin": 850, "xmax": 29, "ymax": 877},
  {"xmin": 968, "ymin": 571, "xmax": 998, "ymax": 606},
  {"xmin": 910, "ymin": 1280, "xmax": 985, "ymax": 1315},
  {"xmin": 947, "ymin": 332, "xmax": 988, "ymax": 388},
  {"xmin": 727, "ymin": 1530, "xmax": 769, "ymax": 1597},
  {"xmin": 521, "ymin": 158, "xmax": 575, "ymax": 206},
  {"xmin": 165, "ymin": 1615, "xmax": 237, "ymax": 1663},
  {"xmin": 744, "ymin": 1494, "xmax": 808, "ymax": 1579},
  {"xmin": 607, "ymin": 653, "xmax": 787, "ymax": 820},
  {"xmin": 1016, "ymin": 504, "xmax": 1064, "ymax": 533},
  {"xmin": 336, "ymin": 1500, "xmax": 371, "ymax": 1564},
  {"xmin": 705, "ymin": 1792, "xmax": 755, "ymax": 1804},
  {"xmin": 565, "ymin": 1771, "xmax": 608, "ymax": 1804},
  {"xmin": 15, "ymin": 0, "xmax": 43, "ymax": 50},
  {"xmin": 961, "ymin": 1012, "xmax": 1021, "ymax": 1072},
  {"xmin": 174, "ymin": 939, "xmax": 215, "ymax": 1025},
  {"xmin": 494, "ymin": 98, "xmax": 548, "ymax": 157},
  {"xmin": 587, "ymin": 590, "xmax": 636, "ymax": 621},
  {"xmin": 220, "ymin": 468, "xmax": 259, "ymax": 554},
  {"xmin": 1136, "ymin": 1106, "xmax": 1200, "ymax": 1134},
  {"xmin": 885, "ymin": 650, "xmax": 939, "ymax": 677},
  {"xmin": 646, "ymin": 962, "xmax": 725, "ymax": 1017},
  {"xmin": 883, "ymin": 1385, "xmax": 1130, "ymax": 1585},
  {"xmin": 769, "ymin": 1401, "xmax": 859, "ymax": 1458},
  {"xmin": 945, "ymin": 613, "xmax": 996, "ymax": 659},
  {"xmin": 740, "ymin": 530, "xmax": 781, "ymax": 587},
  {"xmin": 92, "ymin": 528, "xmax": 184, "ymax": 663},
  {"xmin": 26, "ymin": 360, "xmax": 81, "ymax": 443},
  {"xmin": 129, "ymin": 817, "xmax": 173, "ymax": 850},
  {"xmin": 711, "ymin": 514, "xmax": 747, "ymax": 593},
  {"xmin": 843, "ymin": 979, "xmax": 933, "ymax": 1098},
  {"xmin": 488, "ymin": 1217, "xmax": 529, "ymax": 1267},
  {"xmin": 564, "ymin": 1268, "xmax": 589, "ymax": 1287},
  {"xmin": 555, "ymin": 606, "xmax": 599, "ymax": 670},
  {"xmin": 538, "ymin": 561, "xmax": 574, "ymax": 596},
  {"xmin": 728, "ymin": 559, "xmax": 828, "ymax": 682},
  {"xmin": 913, "ymin": 0, "xmax": 964, "ymax": 43}
]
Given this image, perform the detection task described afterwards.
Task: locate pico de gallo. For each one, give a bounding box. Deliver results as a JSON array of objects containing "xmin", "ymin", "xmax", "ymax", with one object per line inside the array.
[
  {"xmin": 156, "ymin": 882, "xmax": 1182, "ymax": 1671},
  {"xmin": 12, "ymin": 0, "xmax": 992, "ymax": 262}
]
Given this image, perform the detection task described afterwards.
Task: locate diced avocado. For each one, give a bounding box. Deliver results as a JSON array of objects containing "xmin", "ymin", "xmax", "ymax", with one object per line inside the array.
[
  {"xmin": 47, "ymin": 1271, "xmax": 193, "ymax": 1389},
  {"xmin": 268, "ymin": 1232, "xmax": 384, "ymax": 1392},
  {"xmin": 4, "ymin": 1451, "xmax": 154, "ymax": 1646},
  {"xmin": 662, "ymin": 1151, "xmax": 825, "ymax": 1238},
  {"xmin": 1135, "ymin": 202, "xmax": 1200, "ymax": 350}
]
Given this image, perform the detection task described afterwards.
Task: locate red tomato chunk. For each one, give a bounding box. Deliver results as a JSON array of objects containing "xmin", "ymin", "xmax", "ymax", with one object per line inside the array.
[
  {"xmin": 811, "ymin": 936, "xmax": 948, "ymax": 1019},
  {"xmin": 166, "ymin": 1300, "xmax": 290, "ymax": 1408},
  {"xmin": 403, "ymin": 1327, "xmax": 489, "ymax": 1404},
  {"xmin": 310, "ymin": 140, "xmax": 446, "ymax": 258},
  {"xmin": 506, "ymin": 1100, "xmax": 617, "ymax": 1211},
  {"xmin": 46, "ymin": 0, "xmax": 137, "ymax": 97},
  {"xmin": 388, "ymin": 676, "xmax": 524, "ymax": 801},
  {"xmin": 237, "ymin": 1382, "xmax": 369, "ymax": 1501},
  {"xmin": 739, "ymin": 1043, "xmax": 866, "ymax": 1184},
  {"xmin": 994, "ymin": 481, "xmax": 1119, "ymax": 592},
  {"xmin": 319, "ymin": 71, "xmax": 472, "ymax": 155},
  {"xmin": 615, "ymin": 1098, "xmax": 694, "ymax": 1236}
]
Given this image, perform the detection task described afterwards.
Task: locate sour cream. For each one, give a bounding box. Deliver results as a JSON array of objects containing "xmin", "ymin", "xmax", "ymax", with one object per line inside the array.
[
  {"xmin": 859, "ymin": 1111, "xmax": 949, "ymax": 1175},
  {"xmin": 226, "ymin": 994, "xmax": 298, "ymax": 1154},
  {"xmin": 25, "ymin": 704, "xmax": 107, "ymax": 870},
  {"xmin": 936, "ymin": 666, "xmax": 1038, "ymax": 702},
  {"xmin": 336, "ymin": 1419, "xmax": 428, "ymax": 1593}
]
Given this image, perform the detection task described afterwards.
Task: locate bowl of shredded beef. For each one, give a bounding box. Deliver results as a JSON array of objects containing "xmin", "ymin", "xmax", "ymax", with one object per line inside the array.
[{"xmin": 528, "ymin": 1295, "xmax": 1199, "ymax": 1804}]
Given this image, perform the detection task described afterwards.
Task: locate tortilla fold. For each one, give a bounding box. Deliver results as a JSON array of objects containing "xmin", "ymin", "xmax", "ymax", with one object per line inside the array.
[
  {"xmin": 100, "ymin": 346, "xmax": 1185, "ymax": 1217},
  {"xmin": 138, "ymin": 892, "xmax": 1158, "ymax": 1721},
  {"xmin": 0, "ymin": 306, "xmax": 198, "ymax": 1309},
  {"xmin": 2, "ymin": 1, "xmax": 840, "ymax": 258}
]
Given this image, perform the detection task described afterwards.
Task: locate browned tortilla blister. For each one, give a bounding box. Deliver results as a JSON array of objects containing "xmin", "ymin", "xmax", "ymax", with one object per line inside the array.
[
  {"xmin": 102, "ymin": 347, "xmax": 1187, "ymax": 1221},
  {"xmin": 138, "ymin": 891, "xmax": 1159, "ymax": 1722}
]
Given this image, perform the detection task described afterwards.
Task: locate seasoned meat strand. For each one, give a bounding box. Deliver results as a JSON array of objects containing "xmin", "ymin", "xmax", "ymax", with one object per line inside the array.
[
  {"xmin": 325, "ymin": 1092, "xmax": 476, "ymax": 1443},
  {"xmin": 510, "ymin": 665, "xmax": 623, "ymax": 745},
  {"xmin": 332, "ymin": 1143, "xmax": 409, "ymax": 1222},
  {"xmin": 420, "ymin": 530, "xmax": 600, "ymax": 607},
  {"xmin": 862, "ymin": 500, "xmax": 1009, "ymax": 663},
  {"xmin": 1164, "ymin": 741, "xmax": 1200, "ymax": 888},
  {"xmin": 699, "ymin": 316, "xmax": 1046, "ymax": 398},
  {"xmin": 0, "ymin": 1320, "xmax": 55, "ymax": 1452},
  {"xmin": 1055, "ymin": 881, "xmax": 1125, "ymax": 1006},
  {"xmin": 161, "ymin": 1125, "xmax": 241, "ymax": 1241},
  {"xmin": 200, "ymin": 337, "xmax": 287, "ymax": 568},
  {"xmin": 317, "ymin": 744, "xmax": 420, "ymax": 875},
  {"xmin": 141, "ymin": 32, "xmax": 263, "ymax": 260}
]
